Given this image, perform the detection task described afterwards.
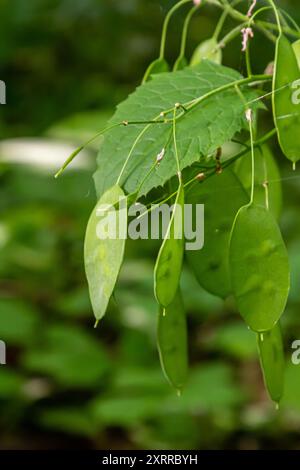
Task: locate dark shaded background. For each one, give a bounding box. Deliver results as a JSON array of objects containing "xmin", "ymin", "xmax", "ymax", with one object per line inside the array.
[{"xmin": 1, "ymin": 0, "xmax": 300, "ymax": 450}]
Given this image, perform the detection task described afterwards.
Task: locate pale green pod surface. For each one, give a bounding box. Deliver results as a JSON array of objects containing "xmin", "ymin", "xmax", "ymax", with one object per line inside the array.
[
  {"xmin": 157, "ymin": 290, "xmax": 188, "ymax": 391},
  {"xmin": 84, "ymin": 185, "xmax": 127, "ymax": 322},
  {"xmin": 173, "ymin": 56, "xmax": 188, "ymax": 71},
  {"xmin": 190, "ymin": 38, "xmax": 222, "ymax": 66},
  {"xmin": 235, "ymin": 145, "xmax": 282, "ymax": 220},
  {"xmin": 292, "ymin": 39, "xmax": 300, "ymax": 69},
  {"xmin": 154, "ymin": 183, "xmax": 184, "ymax": 308},
  {"xmin": 229, "ymin": 204, "xmax": 290, "ymax": 332},
  {"xmin": 142, "ymin": 58, "xmax": 170, "ymax": 84},
  {"xmin": 273, "ymin": 34, "xmax": 300, "ymax": 163},
  {"xmin": 257, "ymin": 323, "xmax": 285, "ymax": 404},
  {"xmin": 186, "ymin": 169, "xmax": 248, "ymax": 299}
]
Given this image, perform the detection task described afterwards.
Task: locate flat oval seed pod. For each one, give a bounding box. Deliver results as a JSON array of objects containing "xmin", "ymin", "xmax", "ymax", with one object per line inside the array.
[
  {"xmin": 154, "ymin": 183, "xmax": 184, "ymax": 308},
  {"xmin": 273, "ymin": 34, "xmax": 300, "ymax": 164},
  {"xmin": 186, "ymin": 169, "xmax": 248, "ymax": 299},
  {"xmin": 292, "ymin": 39, "xmax": 300, "ymax": 69},
  {"xmin": 190, "ymin": 38, "xmax": 222, "ymax": 66},
  {"xmin": 142, "ymin": 58, "xmax": 170, "ymax": 84},
  {"xmin": 157, "ymin": 290, "xmax": 188, "ymax": 392},
  {"xmin": 257, "ymin": 323, "xmax": 285, "ymax": 404},
  {"xmin": 235, "ymin": 145, "xmax": 282, "ymax": 220},
  {"xmin": 229, "ymin": 204, "xmax": 290, "ymax": 332},
  {"xmin": 173, "ymin": 56, "xmax": 188, "ymax": 71},
  {"xmin": 84, "ymin": 185, "xmax": 127, "ymax": 322}
]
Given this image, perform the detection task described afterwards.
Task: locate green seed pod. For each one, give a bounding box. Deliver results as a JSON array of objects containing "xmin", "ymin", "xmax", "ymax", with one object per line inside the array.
[
  {"xmin": 142, "ymin": 58, "xmax": 170, "ymax": 84},
  {"xmin": 257, "ymin": 323, "xmax": 285, "ymax": 404},
  {"xmin": 292, "ymin": 39, "xmax": 300, "ymax": 69},
  {"xmin": 173, "ymin": 56, "xmax": 188, "ymax": 71},
  {"xmin": 186, "ymin": 169, "xmax": 248, "ymax": 299},
  {"xmin": 229, "ymin": 204, "xmax": 290, "ymax": 332},
  {"xmin": 157, "ymin": 290, "xmax": 188, "ymax": 392},
  {"xmin": 84, "ymin": 185, "xmax": 127, "ymax": 322},
  {"xmin": 273, "ymin": 34, "xmax": 300, "ymax": 164},
  {"xmin": 190, "ymin": 38, "xmax": 222, "ymax": 66},
  {"xmin": 154, "ymin": 183, "xmax": 185, "ymax": 308}
]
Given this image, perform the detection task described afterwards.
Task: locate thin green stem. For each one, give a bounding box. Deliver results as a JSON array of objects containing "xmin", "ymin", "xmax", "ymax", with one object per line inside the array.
[
  {"xmin": 255, "ymin": 22, "xmax": 277, "ymax": 43},
  {"xmin": 173, "ymin": 107, "xmax": 181, "ymax": 182},
  {"xmin": 54, "ymin": 119, "xmax": 169, "ymax": 178},
  {"xmin": 279, "ymin": 8, "xmax": 300, "ymax": 33},
  {"xmin": 207, "ymin": 0, "xmax": 300, "ymax": 38},
  {"xmin": 256, "ymin": 20, "xmax": 300, "ymax": 38},
  {"xmin": 183, "ymin": 74, "xmax": 271, "ymax": 114},
  {"xmin": 250, "ymin": 6, "xmax": 273, "ymax": 22},
  {"xmin": 248, "ymin": 113, "xmax": 255, "ymax": 204},
  {"xmin": 54, "ymin": 122, "xmax": 121, "ymax": 178},
  {"xmin": 222, "ymin": 128, "xmax": 277, "ymax": 169},
  {"xmin": 138, "ymin": 128, "xmax": 277, "ymax": 219},
  {"xmin": 116, "ymin": 116, "xmax": 165, "ymax": 186},
  {"xmin": 178, "ymin": 3, "xmax": 200, "ymax": 60},
  {"xmin": 159, "ymin": 0, "xmax": 192, "ymax": 60},
  {"xmin": 213, "ymin": 9, "xmax": 228, "ymax": 41},
  {"xmin": 212, "ymin": 0, "xmax": 242, "ymax": 41},
  {"xmin": 245, "ymin": 45, "xmax": 252, "ymax": 77},
  {"xmin": 216, "ymin": 22, "xmax": 247, "ymax": 50},
  {"xmin": 135, "ymin": 129, "xmax": 173, "ymax": 199},
  {"xmin": 211, "ymin": 0, "xmax": 248, "ymax": 22},
  {"xmin": 266, "ymin": 0, "xmax": 282, "ymax": 35}
]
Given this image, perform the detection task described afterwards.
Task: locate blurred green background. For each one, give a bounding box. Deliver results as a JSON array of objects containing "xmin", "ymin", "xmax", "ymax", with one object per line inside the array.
[{"xmin": 1, "ymin": 0, "xmax": 300, "ymax": 450}]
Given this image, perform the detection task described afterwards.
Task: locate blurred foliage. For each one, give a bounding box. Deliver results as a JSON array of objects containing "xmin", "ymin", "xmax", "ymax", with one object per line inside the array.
[{"xmin": 0, "ymin": 0, "xmax": 300, "ymax": 450}]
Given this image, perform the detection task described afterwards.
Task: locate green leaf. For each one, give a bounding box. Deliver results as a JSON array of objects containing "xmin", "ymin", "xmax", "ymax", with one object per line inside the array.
[
  {"xmin": 207, "ymin": 321, "xmax": 257, "ymax": 360},
  {"xmin": 84, "ymin": 185, "xmax": 127, "ymax": 322},
  {"xmin": 190, "ymin": 39, "xmax": 222, "ymax": 66},
  {"xmin": 0, "ymin": 369, "xmax": 24, "ymax": 398},
  {"xmin": 94, "ymin": 61, "xmax": 257, "ymax": 198},
  {"xmin": 38, "ymin": 408, "xmax": 98, "ymax": 437},
  {"xmin": 164, "ymin": 363, "xmax": 244, "ymax": 411},
  {"xmin": 0, "ymin": 299, "xmax": 40, "ymax": 346},
  {"xmin": 22, "ymin": 325, "xmax": 110, "ymax": 388},
  {"xmin": 90, "ymin": 396, "xmax": 160, "ymax": 427}
]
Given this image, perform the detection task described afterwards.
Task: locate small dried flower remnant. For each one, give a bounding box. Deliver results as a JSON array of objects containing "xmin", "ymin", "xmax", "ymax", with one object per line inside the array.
[
  {"xmin": 247, "ymin": 0, "xmax": 257, "ymax": 18},
  {"xmin": 241, "ymin": 27, "xmax": 254, "ymax": 52},
  {"xmin": 193, "ymin": 0, "xmax": 202, "ymax": 5},
  {"xmin": 156, "ymin": 148, "xmax": 165, "ymax": 164},
  {"xmin": 195, "ymin": 172, "xmax": 205, "ymax": 182},
  {"xmin": 264, "ymin": 61, "xmax": 275, "ymax": 76},
  {"xmin": 245, "ymin": 108, "xmax": 253, "ymax": 123}
]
